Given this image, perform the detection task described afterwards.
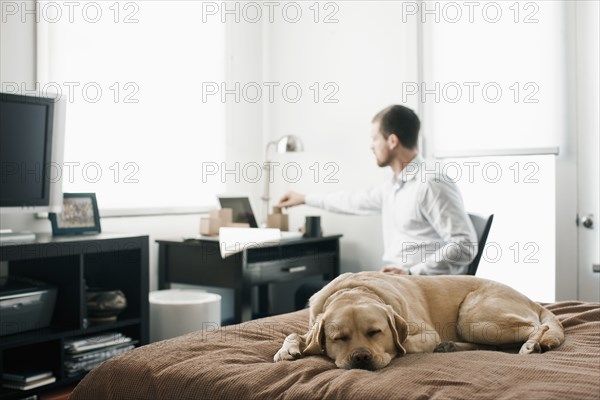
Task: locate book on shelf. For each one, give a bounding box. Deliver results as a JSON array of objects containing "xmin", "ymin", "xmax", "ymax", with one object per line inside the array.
[
  {"xmin": 64, "ymin": 342, "xmax": 136, "ymax": 377},
  {"xmin": 1, "ymin": 370, "xmax": 53, "ymax": 383},
  {"xmin": 2, "ymin": 375, "xmax": 56, "ymax": 391},
  {"xmin": 64, "ymin": 332, "xmax": 131, "ymax": 354}
]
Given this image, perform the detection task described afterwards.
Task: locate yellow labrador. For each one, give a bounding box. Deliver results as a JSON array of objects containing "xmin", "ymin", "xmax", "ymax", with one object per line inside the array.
[{"xmin": 274, "ymin": 272, "xmax": 564, "ymax": 370}]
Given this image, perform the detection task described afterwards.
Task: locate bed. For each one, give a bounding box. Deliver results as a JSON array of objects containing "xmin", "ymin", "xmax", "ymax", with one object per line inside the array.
[{"xmin": 70, "ymin": 301, "xmax": 599, "ymax": 400}]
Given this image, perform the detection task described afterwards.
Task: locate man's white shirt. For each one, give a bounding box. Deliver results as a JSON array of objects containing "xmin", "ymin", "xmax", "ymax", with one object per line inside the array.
[{"xmin": 305, "ymin": 155, "xmax": 477, "ymax": 275}]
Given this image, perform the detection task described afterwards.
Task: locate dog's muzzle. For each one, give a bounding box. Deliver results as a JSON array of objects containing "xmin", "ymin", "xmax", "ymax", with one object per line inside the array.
[{"xmin": 350, "ymin": 348, "xmax": 374, "ymax": 370}]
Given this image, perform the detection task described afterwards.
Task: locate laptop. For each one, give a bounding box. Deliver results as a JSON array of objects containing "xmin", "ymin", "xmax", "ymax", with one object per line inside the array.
[
  {"xmin": 216, "ymin": 196, "xmax": 303, "ymax": 240},
  {"xmin": 217, "ymin": 197, "xmax": 258, "ymax": 228}
]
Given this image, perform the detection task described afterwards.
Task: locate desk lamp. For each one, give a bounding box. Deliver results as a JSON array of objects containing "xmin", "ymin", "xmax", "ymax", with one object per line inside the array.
[{"xmin": 261, "ymin": 135, "xmax": 304, "ymax": 226}]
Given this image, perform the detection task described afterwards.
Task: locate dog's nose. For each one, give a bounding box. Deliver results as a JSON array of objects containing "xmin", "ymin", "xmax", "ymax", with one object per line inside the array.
[{"xmin": 350, "ymin": 349, "xmax": 373, "ymax": 369}]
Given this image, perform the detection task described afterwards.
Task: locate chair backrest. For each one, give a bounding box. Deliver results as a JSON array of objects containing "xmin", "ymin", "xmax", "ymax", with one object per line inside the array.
[{"xmin": 466, "ymin": 213, "xmax": 494, "ymax": 275}]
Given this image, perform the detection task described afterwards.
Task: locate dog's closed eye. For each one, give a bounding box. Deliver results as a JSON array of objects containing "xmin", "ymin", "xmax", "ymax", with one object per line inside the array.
[
  {"xmin": 334, "ymin": 335, "xmax": 350, "ymax": 342},
  {"xmin": 367, "ymin": 329, "xmax": 382, "ymax": 337}
]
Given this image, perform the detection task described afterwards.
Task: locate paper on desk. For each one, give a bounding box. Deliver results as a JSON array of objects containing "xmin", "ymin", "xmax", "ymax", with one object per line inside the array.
[{"xmin": 219, "ymin": 227, "xmax": 281, "ymax": 258}]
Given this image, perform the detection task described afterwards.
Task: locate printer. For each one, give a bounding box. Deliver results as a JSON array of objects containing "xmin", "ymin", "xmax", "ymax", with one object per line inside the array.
[{"xmin": 0, "ymin": 276, "xmax": 57, "ymax": 336}]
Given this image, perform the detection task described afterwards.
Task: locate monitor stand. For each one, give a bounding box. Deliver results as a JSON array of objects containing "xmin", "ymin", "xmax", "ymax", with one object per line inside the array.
[{"xmin": 0, "ymin": 229, "xmax": 36, "ymax": 244}]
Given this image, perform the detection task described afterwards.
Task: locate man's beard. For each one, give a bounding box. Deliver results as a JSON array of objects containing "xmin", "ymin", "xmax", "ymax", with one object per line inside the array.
[{"xmin": 376, "ymin": 153, "xmax": 392, "ymax": 167}]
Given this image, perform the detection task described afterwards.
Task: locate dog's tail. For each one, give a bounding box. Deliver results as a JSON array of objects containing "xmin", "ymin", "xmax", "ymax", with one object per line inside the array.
[{"xmin": 538, "ymin": 307, "xmax": 565, "ymax": 351}]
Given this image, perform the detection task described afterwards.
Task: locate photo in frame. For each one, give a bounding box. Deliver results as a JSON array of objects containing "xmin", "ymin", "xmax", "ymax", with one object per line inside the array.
[{"xmin": 49, "ymin": 193, "xmax": 101, "ymax": 235}]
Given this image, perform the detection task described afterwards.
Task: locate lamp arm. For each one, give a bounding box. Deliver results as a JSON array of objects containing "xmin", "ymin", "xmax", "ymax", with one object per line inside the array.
[
  {"xmin": 264, "ymin": 141, "xmax": 277, "ymax": 160},
  {"xmin": 261, "ymin": 141, "xmax": 278, "ymax": 225}
]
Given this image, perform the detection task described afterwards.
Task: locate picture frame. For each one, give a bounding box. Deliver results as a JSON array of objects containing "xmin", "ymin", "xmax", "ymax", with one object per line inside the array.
[{"xmin": 49, "ymin": 193, "xmax": 101, "ymax": 235}]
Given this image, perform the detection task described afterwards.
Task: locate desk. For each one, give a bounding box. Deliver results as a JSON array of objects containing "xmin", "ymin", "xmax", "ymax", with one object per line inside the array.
[{"xmin": 156, "ymin": 235, "xmax": 341, "ymax": 323}]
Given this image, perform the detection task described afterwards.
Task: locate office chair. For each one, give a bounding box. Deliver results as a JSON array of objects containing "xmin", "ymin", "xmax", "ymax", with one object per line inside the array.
[{"xmin": 466, "ymin": 213, "xmax": 494, "ymax": 275}]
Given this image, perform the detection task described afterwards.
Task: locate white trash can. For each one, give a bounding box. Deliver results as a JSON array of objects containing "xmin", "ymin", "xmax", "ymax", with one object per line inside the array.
[{"xmin": 149, "ymin": 289, "xmax": 221, "ymax": 343}]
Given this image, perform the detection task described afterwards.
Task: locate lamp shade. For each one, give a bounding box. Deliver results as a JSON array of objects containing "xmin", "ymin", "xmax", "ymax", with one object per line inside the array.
[{"xmin": 275, "ymin": 135, "xmax": 304, "ymax": 153}]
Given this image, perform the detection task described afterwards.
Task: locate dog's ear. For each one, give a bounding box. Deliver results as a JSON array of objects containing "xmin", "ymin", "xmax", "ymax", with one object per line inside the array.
[
  {"xmin": 303, "ymin": 313, "xmax": 325, "ymax": 355},
  {"xmin": 385, "ymin": 305, "xmax": 408, "ymax": 355}
]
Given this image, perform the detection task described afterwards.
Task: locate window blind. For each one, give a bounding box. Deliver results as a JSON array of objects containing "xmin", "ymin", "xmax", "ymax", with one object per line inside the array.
[{"xmin": 37, "ymin": 1, "xmax": 226, "ymax": 210}]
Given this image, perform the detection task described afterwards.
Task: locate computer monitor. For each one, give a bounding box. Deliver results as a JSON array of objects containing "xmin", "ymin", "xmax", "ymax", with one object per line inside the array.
[
  {"xmin": 0, "ymin": 92, "xmax": 66, "ymax": 214},
  {"xmin": 218, "ymin": 197, "xmax": 258, "ymax": 228}
]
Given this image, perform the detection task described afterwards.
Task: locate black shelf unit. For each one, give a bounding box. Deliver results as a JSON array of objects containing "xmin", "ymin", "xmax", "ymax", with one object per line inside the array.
[{"xmin": 0, "ymin": 233, "xmax": 149, "ymax": 400}]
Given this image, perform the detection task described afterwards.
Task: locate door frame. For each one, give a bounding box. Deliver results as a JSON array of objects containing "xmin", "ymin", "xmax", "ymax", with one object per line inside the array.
[{"xmin": 555, "ymin": 1, "xmax": 599, "ymax": 301}]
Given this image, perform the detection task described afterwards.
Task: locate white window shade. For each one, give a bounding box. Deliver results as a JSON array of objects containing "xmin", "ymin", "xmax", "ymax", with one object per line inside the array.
[
  {"xmin": 421, "ymin": 1, "xmax": 567, "ymax": 155},
  {"xmin": 418, "ymin": 2, "xmax": 568, "ymax": 301},
  {"xmin": 443, "ymin": 155, "xmax": 556, "ymax": 302},
  {"xmin": 38, "ymin": 1, "xmax": 226, "ymax": 210}
]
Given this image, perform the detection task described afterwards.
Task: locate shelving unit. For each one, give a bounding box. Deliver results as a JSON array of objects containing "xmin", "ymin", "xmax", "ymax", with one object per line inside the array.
[{"xmin": 0, "ymin": 234, "xmax": 149, "ymax": 400}]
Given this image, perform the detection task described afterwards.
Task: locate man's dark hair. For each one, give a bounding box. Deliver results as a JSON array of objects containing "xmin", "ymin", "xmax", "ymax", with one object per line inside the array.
[{"xmin": 372, "ymin": 105, "xmax": 420, "ymax": 149}]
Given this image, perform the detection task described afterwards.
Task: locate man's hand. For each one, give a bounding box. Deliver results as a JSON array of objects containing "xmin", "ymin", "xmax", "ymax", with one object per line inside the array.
[
  {"xmin": 380, "ymin": 266, "xmax": 410, "ymax": 275},
  {"xmin": 278, "ymin": 191, "xmax": 306, "ymax": 208}
]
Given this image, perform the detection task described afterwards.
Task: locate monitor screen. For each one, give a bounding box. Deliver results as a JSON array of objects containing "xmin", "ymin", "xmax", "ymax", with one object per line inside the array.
[
  {"xmin": 0, "ymin": 93, "xmax": 55, "ymax": 208},
  {"xmin": 218, "ymin": 197, "xmax": 258, "ymax": 228}
]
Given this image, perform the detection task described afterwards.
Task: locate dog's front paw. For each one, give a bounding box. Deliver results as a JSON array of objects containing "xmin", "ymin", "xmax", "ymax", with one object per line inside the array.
[
  {"xmin": 433, "ymin": 341, "xmax": 457, "ymax": 353},
  {"xmin": 274, "ymin": 346, "xmax": 302, "ymax": 362},
  {"xmin": 274, "ymin": 334, "xmax": 303, "ymax": 362}
]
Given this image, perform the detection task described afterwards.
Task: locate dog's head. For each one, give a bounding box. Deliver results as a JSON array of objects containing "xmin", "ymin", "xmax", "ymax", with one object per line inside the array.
[{"xmin": 304, "ymin": 288, "xmax": 408, "ymax": 370}]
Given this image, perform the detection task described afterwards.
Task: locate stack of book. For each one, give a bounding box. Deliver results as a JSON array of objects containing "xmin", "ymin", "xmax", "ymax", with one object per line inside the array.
[
  {"xmin": 2, "ymin": 370, "xmax": 56, "ymax": 391},
  {"xmin": 63, "ymin": 332, "xmax": 136, "ymax": 377}
]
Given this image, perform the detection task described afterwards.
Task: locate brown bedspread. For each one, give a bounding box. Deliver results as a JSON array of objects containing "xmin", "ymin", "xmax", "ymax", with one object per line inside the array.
[{"xmin": 70, "ymin": 301, "xmax": 600, "ymax": 400}]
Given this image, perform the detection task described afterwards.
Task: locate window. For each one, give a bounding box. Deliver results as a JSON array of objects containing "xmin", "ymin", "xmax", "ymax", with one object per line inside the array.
[
  {"xmin": 421, "ymin": 1, "xmax": 566, "ymax": 154},
  {"xmin": 442, "ymin": 155, "xmax": 555, "ymax": 302},
  {"xmin": 420, "ymin": 1, "xmax": 567, "ymax": 301},
  {"xmin": 38, "ymin": 1, "xmax": 226, "ymax": 210}
]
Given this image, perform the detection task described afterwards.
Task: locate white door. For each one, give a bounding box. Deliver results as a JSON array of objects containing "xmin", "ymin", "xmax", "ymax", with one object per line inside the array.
[{"xmin": 576, "ymin": 1, "xmax": 600, "ymax": 302}]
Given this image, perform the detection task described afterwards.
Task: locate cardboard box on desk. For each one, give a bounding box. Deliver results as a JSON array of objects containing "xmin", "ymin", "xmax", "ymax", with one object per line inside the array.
[
  {"xmin": 228, "ymin": 223, "xmax": 250, "ymax": 228},
  {"xmin": 266, "ymin": 206, "xmax": 289, "ymax": 231},
  {"xmin": 200, "ymin": 209, "xmax": 249, "ymax": 236}
]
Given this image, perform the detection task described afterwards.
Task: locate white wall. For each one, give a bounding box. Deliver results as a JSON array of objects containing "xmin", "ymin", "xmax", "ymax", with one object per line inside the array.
[{"xmin": 224, "ymin": 17, "xmax": 264, "ymax": 203}]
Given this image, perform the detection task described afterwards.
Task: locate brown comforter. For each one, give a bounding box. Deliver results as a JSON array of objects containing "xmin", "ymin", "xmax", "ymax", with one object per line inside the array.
[{"xmin": 71, "ymin": 301, "xmax": 600, "ymax": 400}]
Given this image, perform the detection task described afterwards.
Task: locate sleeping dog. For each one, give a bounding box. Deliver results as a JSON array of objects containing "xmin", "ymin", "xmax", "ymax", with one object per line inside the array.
[{"xmin": 274, "ymin": 271, "xmax": 564, "ymax": 370}]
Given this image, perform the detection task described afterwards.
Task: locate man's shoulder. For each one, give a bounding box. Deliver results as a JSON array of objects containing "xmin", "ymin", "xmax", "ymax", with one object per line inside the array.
[
  {"xmin": 413, "ymin": 159, "xmax": 457, "ymax": 187},
  {"xmin": 409, "ymin": 160, "xmax": 463, "ymax": 202}
]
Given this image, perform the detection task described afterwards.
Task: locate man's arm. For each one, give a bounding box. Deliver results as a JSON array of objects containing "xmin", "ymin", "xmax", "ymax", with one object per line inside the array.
[
  {"xmin": 278, "ymin": 191, "xmax": 306, "ymax": 208},
  {"xmin": 409, "ymin": 179, "xmax": 477, "ymax": 275},
  {"xmin": 278, "ymin": 187, "xmax": 383, "ymax": 215}
]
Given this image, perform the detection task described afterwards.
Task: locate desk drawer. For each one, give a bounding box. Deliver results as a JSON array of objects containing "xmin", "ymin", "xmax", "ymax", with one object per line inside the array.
[{"xmin": 246, "ymin": 253, "xmax": 336, "ymax": 284}]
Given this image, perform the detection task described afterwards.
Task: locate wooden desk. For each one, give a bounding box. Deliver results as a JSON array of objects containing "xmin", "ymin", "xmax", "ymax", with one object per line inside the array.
[{"xmin": 156, "ymin": 235, "xmax": 341, "ymax": 323}]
